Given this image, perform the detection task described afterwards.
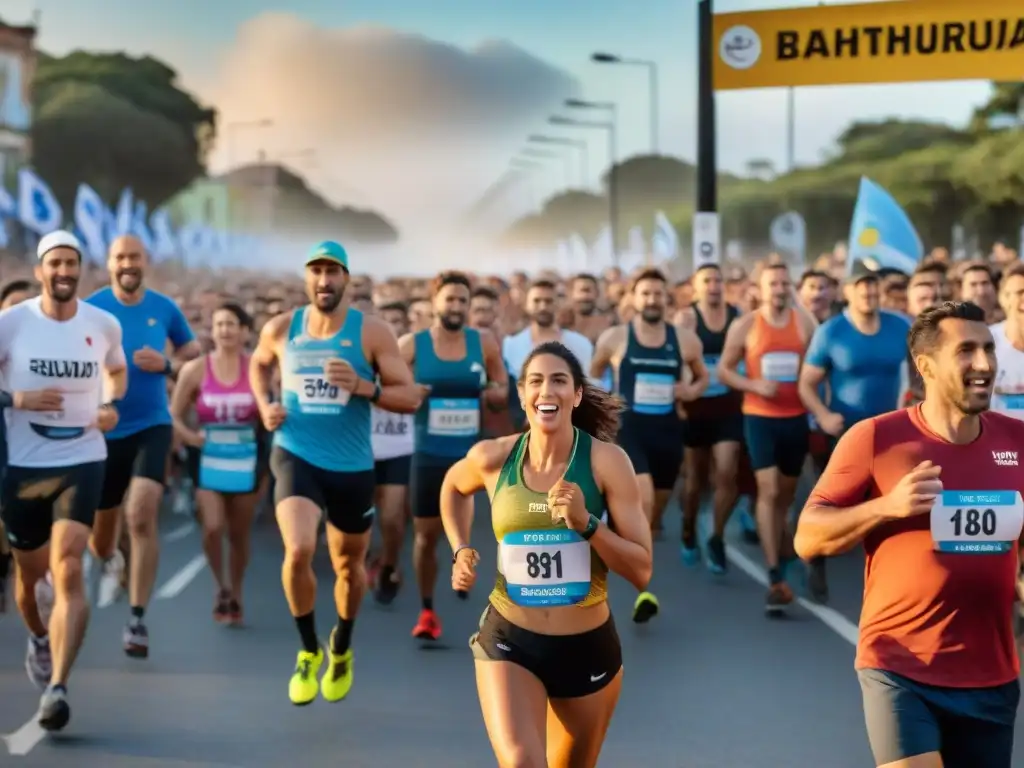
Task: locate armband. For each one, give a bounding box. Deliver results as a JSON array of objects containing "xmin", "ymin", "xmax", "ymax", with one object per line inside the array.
[
  {"xmin": 163, "ymin": 358, "xmax": 174, "ymax": 377},
  {"xmin": 580, "ymin": 514, "xmax": 600, "ymax": 541},
  {"xmin": 0, "ymin": 391, "xmax": 12, "ymax": 409},
  {"xmin": 370, "ymin": 382, "xmax": 382, "ymax": 403}
]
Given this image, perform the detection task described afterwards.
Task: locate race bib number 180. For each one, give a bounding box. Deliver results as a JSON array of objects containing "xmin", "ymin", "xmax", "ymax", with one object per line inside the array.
[
  {"xmin": 930, "ymin": 490, "xmax": 1024, "ymax": 554},
  {"xmin": 500, "ymin": 529, "xmax": 591, "ymax": 607}
]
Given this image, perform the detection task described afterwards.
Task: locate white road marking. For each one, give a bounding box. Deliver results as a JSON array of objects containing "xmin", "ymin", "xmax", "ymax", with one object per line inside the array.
[
  {"xmin": 725, "ymin": 545, "xmax": 860, "ymax": 646},
  {"xmin": 2, "ymin": 719, "xmax": 45, "ymax": 756},
  {"xmin": 155, "ymin": 554, "xmax": 206, "ymax": 600},
  {"xmin": 163, "ymin": 522, "xmax": 196, "ymax": 543}
]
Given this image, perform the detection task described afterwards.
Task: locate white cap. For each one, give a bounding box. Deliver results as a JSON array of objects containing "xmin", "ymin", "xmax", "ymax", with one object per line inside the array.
[{"xmin": 37, "ymin": 230, "xmax": 83, "ymax": 260}]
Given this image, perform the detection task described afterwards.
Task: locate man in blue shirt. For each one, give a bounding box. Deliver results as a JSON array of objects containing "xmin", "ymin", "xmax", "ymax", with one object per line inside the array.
[
  {"xmin": 797, "ymin": 261, "xmax": 910, "ymax": 603},
  {"xmin": 86, "ymin": 235, "xmax": 200, "ymax": 658}
]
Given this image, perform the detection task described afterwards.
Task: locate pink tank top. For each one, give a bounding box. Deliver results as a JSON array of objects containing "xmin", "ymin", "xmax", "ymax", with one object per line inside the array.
[{"xmin": 195, "ymin": 355, "xmax": 258, "ymax": 426}]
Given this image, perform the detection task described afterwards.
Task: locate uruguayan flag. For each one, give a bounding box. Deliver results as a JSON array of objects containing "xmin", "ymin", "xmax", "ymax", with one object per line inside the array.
[
  {"xmin": 16, "ymin": 168, "xmax": 62, "ymax": 234},
  {"xmin": 848, "ymin": 177, "xmax": 923, "ymax": 275},
  {"xmin": 73, "ymin": 184, "xmax": 109, "ymax": 262},
  {"xmin": 149, "ymin": 208, "xmax": 178, "ymax": 261}
]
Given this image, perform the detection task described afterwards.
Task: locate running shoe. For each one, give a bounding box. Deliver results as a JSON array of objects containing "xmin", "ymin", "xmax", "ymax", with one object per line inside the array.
[
  {"xmin": 25, "ymin": 635, "xmax": 51, "ymax": 689},
  {"xmin": 765, "ymin": 582, "xmax": 794, "ymax": 615},
  {"xmin": 97, "ymin": 550, "xmax": 125, "ymax": 607},
  {"xmin": 34, "ymin": 573, "xmax": 54, "ymax": 628},
  {"xmin": 37, "ymin": 684, "xmax": 70, "ymax": 732},
  {"xmin": 680, "ymin": 542, "xmax": 701, "ymax": 567},
  {"xmin": 705, "ymin": 535, "xmax": 728, "ymax": 575},
  {"xmin": 123, "ymin": 620, "xmax": 149, "ymax": 658},
  {"xmin": 213, "ymin": 590, "xmax": 231, "ymax": 624},
  {"xmin": 632, "ymin": 591, "xmax": 660, "ymax": 623},
  {"xmin": 374, "ymin": 566, "xmax": 399, "ymax": 606},
  {"xmin": 289, "ymin": 647, "xmax": 324, "ymax": 706},
  {"xmin": 227, "ymin": 599, "xmax": 243, "ymax": 627},
  {"xmin": 320, "ymin": 629, "xmax": 354, "ymax": 702},
  {"xmin": 412, "ymin": 609, "xmax": 442, "ymax": 641}
]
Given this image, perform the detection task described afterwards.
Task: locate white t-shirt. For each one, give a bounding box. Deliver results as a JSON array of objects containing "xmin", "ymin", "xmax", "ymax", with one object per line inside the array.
[
  {"xmin": 992, "ymin": 321, "xmax": 1024, "ymax": 421},
  {"xmin": 502, "ymin": 328, "xmax": 594, "ymax": 380},
  {"xmin": 371, "ymin": 405, "xmax": 414, "ymax": 461},
  {"xmin": 0, "ymin": 298, "xmax": 125, "ymax": 468}
]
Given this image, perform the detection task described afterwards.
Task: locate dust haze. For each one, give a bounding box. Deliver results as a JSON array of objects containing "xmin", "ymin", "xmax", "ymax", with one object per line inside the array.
[{"xmin": 203, "ymin": 13, "xmax": 578, "ymax": 261}]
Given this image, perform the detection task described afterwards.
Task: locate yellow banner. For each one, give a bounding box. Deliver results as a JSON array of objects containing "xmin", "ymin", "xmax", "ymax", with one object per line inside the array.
[{"xmin": 713, "ymin": 0, "xmax": 1024, "ymax": 90}]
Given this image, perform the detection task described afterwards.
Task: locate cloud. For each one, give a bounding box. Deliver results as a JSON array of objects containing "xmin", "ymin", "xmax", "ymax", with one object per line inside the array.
[{"xmin": 203, "ymin": 13, "xmax": 579, "ymax": 246}]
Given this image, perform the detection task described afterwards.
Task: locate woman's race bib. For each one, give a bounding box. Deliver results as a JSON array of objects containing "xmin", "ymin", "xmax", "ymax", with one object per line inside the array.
[
  {"xmin": 427, "ymin": 397, "xmax": 480, "ymax": 437},
  {"xmin": 760, "ymin": 351, "xmax": 800, "ymax": 383},
  {"xmin": 499, "ymin": 529, "xmax": 591, "ymax": 607},
  {"xmin": 930, "ymin": 490, "xmax": 1024, "ymax": 554},
  {"xmin": 633, "ymin": 372, "xmax": 675, "ymax": 415},
  {"xmin": 200, "ymin": 425, "xmax": 258, "ymax": 494}
]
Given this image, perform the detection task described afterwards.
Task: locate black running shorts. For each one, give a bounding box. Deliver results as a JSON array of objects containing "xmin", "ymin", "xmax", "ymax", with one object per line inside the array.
[
  {"xmin": 375, "ymin": 454, "xmax": 411, "ymax": 487},
  {"xmin": 270, "ymin": 446, "xmax": 375, "ymax": 535},
  {"xmin": 99, "ymin": 424, "xmax": 173, "ymax": 510},
  {"xmin": 1, "ymin": 461, "xmax": 106, "ymax": 551}
]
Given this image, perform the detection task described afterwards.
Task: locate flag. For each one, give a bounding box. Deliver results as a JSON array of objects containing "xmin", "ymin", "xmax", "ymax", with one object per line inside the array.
[
  {"xmin": 131, "ymin": 200, "xmax": 155, "ymax": 253},
  {"xmin": 73, "ymin": 184, "xmax": 110, "ymax": 262},
  {"xmin": 0, "ymin": 184, "xmax": 14, "ymax": 248},
  {"xmin": 651, "ymin": 211, "xmax": 679, "ymax": 265},
  {"xmin": 847, "ymin": 177, "xmax": 923, "ymax": 275},
  {"xmin": 16, "ymin": 168, "xmax": 62, "ymax": 235},
  {"xmin": 148, "ymin": 208, "xmax": 178, "ymax": 261},
  {"xmin": 114, "ymin": 188, "xmax": 134, "ymax": 236},
  {"xmin": 769, "ymin": 211, "xmax": 807, "ymax": 265}
]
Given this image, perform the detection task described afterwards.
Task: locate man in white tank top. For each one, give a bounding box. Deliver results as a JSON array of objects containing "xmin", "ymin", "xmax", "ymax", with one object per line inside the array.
[
  {"xmin": 0, "ymin": 231, "xmax": 127, "ymax": 733},
  {"xmin": 992, "ymin": 264, "xmax": 1024, "ymax": 421}
]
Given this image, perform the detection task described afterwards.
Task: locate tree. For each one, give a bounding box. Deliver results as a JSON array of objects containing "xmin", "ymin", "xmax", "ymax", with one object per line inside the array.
[{"xmin": 31, "ymin": 51, "xmax": 216, "ymax": 209}]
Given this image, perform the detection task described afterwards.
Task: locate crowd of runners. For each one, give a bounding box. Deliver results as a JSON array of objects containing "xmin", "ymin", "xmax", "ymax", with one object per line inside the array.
[{"xmin": 0, "ymin": 230, "xmax": 1022, "ymax": 767}]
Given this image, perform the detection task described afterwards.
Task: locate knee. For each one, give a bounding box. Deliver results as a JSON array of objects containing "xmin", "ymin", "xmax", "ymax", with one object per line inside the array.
[
  {"xmin": 126, "ymin": 513, "xmax": 155, "ymax": 539},
  {"xmin": 712, "ymin": 467, "xmax": 736, "ymax": 490},
  {"xmin": 202, "ymin": 520, "xmax": 225, "ymax": 542},
  {"xmin": 496, "ymin": 745, "xmax": 545, "ymax": 768},
  {"xmin": 53, "ymin": 555, "xmax": 84, "ymax": 594},
  {"xmin": 283, "ymin": 542, "xmax": 315, "ymax": 572},
  {"xmin": 333, "ymin": 554, "xmax": 364, "ymax": 583},
  {"xmin": 413, "ymin": 528, "xmax": 438, "ymax": 550}
]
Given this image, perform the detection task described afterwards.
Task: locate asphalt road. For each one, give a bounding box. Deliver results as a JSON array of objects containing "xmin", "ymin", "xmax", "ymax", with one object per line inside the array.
[{"xmin": 1, "ymin": 489, "xmax": 1021, "ymax": 767}]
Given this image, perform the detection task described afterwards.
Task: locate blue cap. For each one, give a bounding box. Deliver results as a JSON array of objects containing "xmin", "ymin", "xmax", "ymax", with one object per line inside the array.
[{"xmin": 306, "ymin": 240, "xmax": 349, "ymax": 270}]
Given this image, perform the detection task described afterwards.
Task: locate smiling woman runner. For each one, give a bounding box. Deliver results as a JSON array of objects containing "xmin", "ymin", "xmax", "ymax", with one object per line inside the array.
[
  {"xmin": 441, "ymin": 341, "xmax": 652, "ymax": 768},
  {"xmin": 170, "ymin": 303, "xmax": 264, "ymax": 625}
]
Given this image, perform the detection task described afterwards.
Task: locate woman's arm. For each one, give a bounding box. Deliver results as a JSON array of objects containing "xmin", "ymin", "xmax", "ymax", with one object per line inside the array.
[
  {"xmin": 169, "ymin": 358, "xmax": 205, "ymax": 448},
  {"xmin": 593, "ymin": 442, "xmax": 654, "ymax": 591}
]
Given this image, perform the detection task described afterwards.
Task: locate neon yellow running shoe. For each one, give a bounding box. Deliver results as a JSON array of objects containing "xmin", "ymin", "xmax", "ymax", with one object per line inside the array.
[
  {"xmin": 320, "ymin": 630, "xmax": 354, "ymax": 702},
  {"xmin": 288, "ymin": 648, "xmax": 324, "ymax": 706},
  {"xmin": 632, "ymin": 591, "xmax": 660, "ymax": 624}
]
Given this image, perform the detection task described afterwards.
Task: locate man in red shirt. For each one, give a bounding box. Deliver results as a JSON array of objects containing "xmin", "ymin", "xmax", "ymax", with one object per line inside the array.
[{"xmin": 795, "ymin": 301, "xmax": 1023, "ymax": 768}]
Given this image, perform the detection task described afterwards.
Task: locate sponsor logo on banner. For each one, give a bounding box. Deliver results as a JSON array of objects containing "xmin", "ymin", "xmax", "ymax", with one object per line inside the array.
[
  {"xmin": 692, "ymin": 212, "xmax": 721, "ymax": 270},
  {"xmin": 713, "ymin": 0, "xmax": 1024, "ymax": 90}
]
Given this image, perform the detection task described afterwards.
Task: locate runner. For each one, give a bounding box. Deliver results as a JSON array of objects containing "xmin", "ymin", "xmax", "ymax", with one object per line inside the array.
[
  {"xmin": 568, "ymin": 273, "xmax": 612, "ymax": 344},
  {"xmin": 902, "ymin": 268, "xmax": 943, "ymax": 407},
  {"xmin": 399, "ymin": 271, "xmax": 506, "ymax": 641},
  {"xmin": 371, "ymin": 302, "xmax": 414, "ymax": 604},
  {"xmin": 169, "ymin": 303, "xmax": 262, "ymax": 626},
  {"xmin": 441, "ymin": 341, "xmax": 652, "ymax": 768},
  {"xmin": 679, "ymin": 264, "xmax": 743, "ymax": 573},
  {"xmin": 408, "ymin": 297, "xmax": 434, "ymax": 333},
  {"xmin": 959, "ymin": 261, "xmax": 1001, "ymax": 324},
  {"xmin": 717, "ymin": 262, "xmax": 816, "ymax": 614},
  {"xmin": 250, "ymin": 240, "xmax": 422, "ymax": 705},
  {"xmin": 991, "ymin": 263, "xmax": 1024, "ymax": 423},
  {"xmin": 0, "ymin": 230, "xmax": 126, "ymax": 730},
  {"xmin": 469, "ymin": 286, "xmax": 501, "ymax": 337},
  {"xmin": 0, "ymin": 279, "xmax": 36, "ymax": 613},
  {"xmin": 592, "ymin": 267, "xmax": 708, "ymax": 623},
  {"xmin": 795, "ymin": 301, "xmax": 1023, "ymax": 768},
  {"xmin": 504, "ymin": 278, "xmax": 593, "ymax": 431},
  {"xmin": 86, "ymin": 235, "xmax": 201, "ymax": 657},
  {"xmin": 797, "ymin": 263, "xmax": 910, "ymax": 603}
]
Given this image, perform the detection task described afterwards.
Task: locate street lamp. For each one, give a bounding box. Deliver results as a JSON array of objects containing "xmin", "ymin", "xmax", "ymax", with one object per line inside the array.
[
  {"xmin": 591, "ymin": 52, "xmax": 659, "ymax": 152},
  {"xmin": 226, "ymin": 119, "xmax": 274, "ymax": 169},
  {"xmin": 527, "ymin": 135, "xmax": 590, "ymax": 187},
  {"xmin": 552, "ymin": 107, "xmax": 619, "ymax": 262}
]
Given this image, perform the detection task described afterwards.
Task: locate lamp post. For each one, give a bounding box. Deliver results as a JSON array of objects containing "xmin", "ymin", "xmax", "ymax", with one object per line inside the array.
[
  {"xmin": 591, "ymin": 53, "xmax": 659, "ymax": 153},
  {"xmin": 527, "ymin": 135, "xmax": 589, "ymax": 187},
  {"xmin": 555, "ymin": 99, "xmax": 619, "ymax": 260},
  {"xmin": 226, "ymin": 119, "xmax": 274, "ymax": 170}
]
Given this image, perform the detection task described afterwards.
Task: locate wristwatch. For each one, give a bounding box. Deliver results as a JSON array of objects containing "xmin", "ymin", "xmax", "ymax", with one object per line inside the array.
[{"xmin": 452, "ymin": 545, "xmax": 476, "ymax": 564}]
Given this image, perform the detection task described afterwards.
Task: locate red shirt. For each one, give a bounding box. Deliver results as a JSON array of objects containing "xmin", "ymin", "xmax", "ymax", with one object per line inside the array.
[{"xmin": 809, "ymin": 405, "xmax": 1024, "ymax": 688}]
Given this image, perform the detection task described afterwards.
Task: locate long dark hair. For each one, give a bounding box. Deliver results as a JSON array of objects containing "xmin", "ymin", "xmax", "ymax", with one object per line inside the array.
[{"xmin": 518, "ymin": 341, "xmax": 623, "ymax": 443}]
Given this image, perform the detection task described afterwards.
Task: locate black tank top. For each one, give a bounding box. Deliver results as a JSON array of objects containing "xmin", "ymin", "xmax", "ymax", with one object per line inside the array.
[
  {"xmin": 687, "ymin": 304, "xmax": 743, "ymax": 418},
  {"xmin": 618, "ymin": 322, "xmax": 682, "ymax": 425}
]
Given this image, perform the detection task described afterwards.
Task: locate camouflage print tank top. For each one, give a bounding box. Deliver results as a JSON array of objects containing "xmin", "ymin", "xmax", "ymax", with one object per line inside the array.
[{"xmin": 488, "ymin": 428, "xmax": 609, "ymax": 612}]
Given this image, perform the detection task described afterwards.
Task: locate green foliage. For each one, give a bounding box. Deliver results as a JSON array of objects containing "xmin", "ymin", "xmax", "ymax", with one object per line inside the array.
[
  {"xmin": 31, "ymin": 51, "xmax": 216, "ymax": 209},
  {"xmin": 501, "ymin": 82, "xmax": 1024, "ymax": 254}
]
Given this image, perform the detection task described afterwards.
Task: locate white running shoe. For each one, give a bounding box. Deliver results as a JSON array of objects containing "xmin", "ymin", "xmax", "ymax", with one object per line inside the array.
[
  {"xmin": 25, "ymin": 634, "xmax": 51, "ymax": 689},
  {"xmin": 97, "ymin": 550, "xmax": 125, "ymax": 608},
  {"xmin": 34, "ymin": 573, "xmax": 54, "ymax": 628}
]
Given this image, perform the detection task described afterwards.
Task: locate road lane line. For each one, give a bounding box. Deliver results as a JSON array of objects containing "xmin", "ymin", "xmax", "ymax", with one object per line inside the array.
[
  {"xmin": 3, "ymin": 718, "xmax": 45, "ymax": 756},
  {"xmin": 725, "ymin": 545, "xmax": 860, "ymax": 646},
  {"xmin": 163, "ymin": 522, "xmax": 196, "ymax": 543},
  {"xmin": 155, "ymin": 554, "xmax": 206, "ymax": 600}
]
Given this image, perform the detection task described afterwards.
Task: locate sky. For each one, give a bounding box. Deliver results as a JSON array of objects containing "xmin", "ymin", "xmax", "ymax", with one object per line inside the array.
[{"xmin": 3, "ymin": 0, "xmax": 994, "ymax": 259}]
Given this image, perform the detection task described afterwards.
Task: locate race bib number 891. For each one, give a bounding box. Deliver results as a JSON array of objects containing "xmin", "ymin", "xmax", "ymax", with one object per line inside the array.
[
  {"xmin": 500, "ymin": 529, "xmax": 591, "ymax": 607},
  {"xmin": 930, "ymin": 490, "xmax": 1024, "ymax": 554}
]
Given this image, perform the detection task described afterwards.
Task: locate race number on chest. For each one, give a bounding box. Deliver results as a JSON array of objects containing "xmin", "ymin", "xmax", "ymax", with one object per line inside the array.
[
  {"xmin": 427, "ymin": 397, "xmax": 479, "ymax": 437},
  {"xmin": 500, "ymin": 529, "xmax": 591, "ymax": 607},
  {"xmin": 931, "ymin": 490, "xmax": 1024, "ymax": 554},
  {"xmin": 760, "ymin": 351, "xmax": 799, "ymax": 383},
  {"xmin": 633, "ymin": 372, "xmax": 675, "ymax": 415}
]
